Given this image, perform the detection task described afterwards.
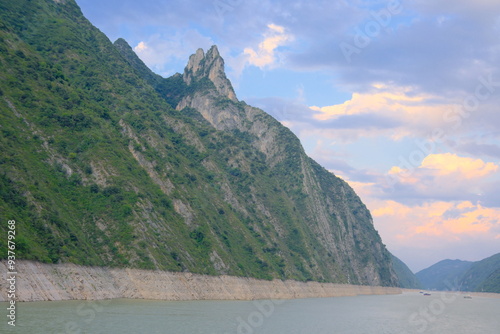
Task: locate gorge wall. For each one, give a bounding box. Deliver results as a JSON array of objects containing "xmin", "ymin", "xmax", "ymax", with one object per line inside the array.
[{"xmin": 1, "ymin": 0, "xmax": 398, "ymax": 287}]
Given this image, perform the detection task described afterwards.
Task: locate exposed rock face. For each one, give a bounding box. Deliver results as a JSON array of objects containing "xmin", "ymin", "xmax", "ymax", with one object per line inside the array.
[
  {"xmin": 1, "ymin": 0, "xmax": 399, "ymax": 288},
  {"xmin": 175, "ymin": 47, "xmax": 398, "ymax": 286},
  {"xmin": 182, "ymin": 46, "xmax": 237, "ymax": 101},
  {"xmin": 0, "ymin": 261, "xmax": 401, "ymax": 302}
]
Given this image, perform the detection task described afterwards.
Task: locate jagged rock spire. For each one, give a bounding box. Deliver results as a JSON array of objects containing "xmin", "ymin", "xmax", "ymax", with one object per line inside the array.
[{"xmin": 183, "ymin": 45, "xmax": 237, "ymax": 101}]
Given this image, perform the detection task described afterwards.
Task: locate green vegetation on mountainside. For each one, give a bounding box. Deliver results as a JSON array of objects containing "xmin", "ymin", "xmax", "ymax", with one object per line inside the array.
[{"xmin": 0, "ymin": 0, "xmax": 398, "ymax": 285}]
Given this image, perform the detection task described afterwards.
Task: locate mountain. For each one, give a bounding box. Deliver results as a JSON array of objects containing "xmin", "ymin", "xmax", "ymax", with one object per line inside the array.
[
  {"xmin": 416, "ymin": 260, "xmax": 473, "ymax": 291},
  {"xmin": 390, "ymin": 254, "xmax": 422, "ymax": 289},
  {"xmin": 0, "ymin": 0, "xmax": 398, "ymax": 286},
  {"xmin": 476, "ymin": 268, "xmax": 500, "ymax": 293},
  {"xmin": 416, "ymin": 253, "xmax": 500, "ymax": 292},
  {"xmin": 460, "ymin": 253, "xmax": 500, "ymax": 292}
]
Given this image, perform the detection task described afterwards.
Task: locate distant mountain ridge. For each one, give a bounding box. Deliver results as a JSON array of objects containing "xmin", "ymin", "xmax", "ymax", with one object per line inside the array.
[
  {"xmin": 416, "ymin": 253, "xmax": 500, "ymax": 292},
  {"xmin": 460, "ymin": 253, "xmax": 500, "ymax": 292},
  {"xmin": 416, "ymin": 259, "xmax": 473, "ymax": 291},
  {"xmin": 0, "ymin": 0, "xmax": 398, "ymax": 286}
]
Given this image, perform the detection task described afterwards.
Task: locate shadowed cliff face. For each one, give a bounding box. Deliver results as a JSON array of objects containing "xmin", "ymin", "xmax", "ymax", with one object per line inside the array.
[{"xmin": 0, "ymin": 0, "xmax": 398, "ymax": 286}]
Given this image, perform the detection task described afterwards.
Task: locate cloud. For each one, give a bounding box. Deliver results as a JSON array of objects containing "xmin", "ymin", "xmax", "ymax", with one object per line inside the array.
[
  {"xmin": 133, "ymin": 30, "xmax": 214, "ymax": 76},
  {"xmin": 243, "ymin": 24, "xmax": 294, "ymax": 68},
  {"xmin": 329, "ymin": 151, "xmax": 499, "ymax": 213},
  {"xmin": 250, "ymin": 84, "xmax": 466, "ymax": 147},
  {"xmin": 372, "ymin": 200, "xmax": 411, "ymax": 217},
  {"xmin": 340, "ymin": 168, "xmax": 500, "ymax": 271},
  {"xmin": 420, "ymin": 153, "xmax": 499, "ymax": 178},
  {"xmin": 80, "ymin": 0, "xmax": 500, "ymax": 101},
  {"xmin": 384, "ymin": 153, "xmax": 499, "ymax": 205},
  {"xmin": 134, "ymin": 41, "xmax": 147, "ymax": 52},
  {"xmin": 367, "ymin": 197, "xmax": 500, "ymax": 271},
  {"xmin": 373, "ymin": 200, "xmax": 500, "ymax": 240},
  {"xmin": 307, "ymin": 84, "xmax": 464, "ymax": 141},
  {"xmin": 310, "ymin": 84, "xmax": 438, "ymax": 120},
  {"xmin": 457, "ymin": 142, "xmax": 500, "ymax": 159},
  {"xmin": 285, "ymin": 0, "xmax": 500, "ymax": 101}
]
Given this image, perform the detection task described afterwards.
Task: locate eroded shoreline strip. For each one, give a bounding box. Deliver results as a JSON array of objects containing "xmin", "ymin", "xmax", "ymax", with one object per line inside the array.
[{"xmin": 1, "ymin": 260, "xmax": 401, "ymax": 302}]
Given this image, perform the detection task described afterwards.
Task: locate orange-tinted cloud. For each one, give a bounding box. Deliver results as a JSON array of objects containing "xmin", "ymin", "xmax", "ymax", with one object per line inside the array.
[
  {"xmin": 385, "ymin": 153, "xmax": 499, "ymax": 199},
  {"xmin": 442, "ymin": 204, "xmax": 499, "ymax": 234},
  {"xmin": 309, "ymin": 84, "xmax": 457, "ymax": 140},
  {"xmin": 420, "ymin": 153, "xmax": 498, "ymax": 179},
  {"xmin": 420, "ymin": 153, "xmax": 498, "ymax": 178},
  {"xmin": 334, "ymin": 151, "xmax": 500, "ymax": 270},
  {"xmin": 369, "ymin": 199, "xmax": 500, "ymax": 241},
  {"xmin": 372, "ymin": 200, "xmax": 412, "ymax": 217}
]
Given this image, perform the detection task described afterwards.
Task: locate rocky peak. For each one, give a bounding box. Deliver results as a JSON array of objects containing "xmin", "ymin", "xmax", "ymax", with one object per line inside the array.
[
  {"xmin": 185, "ymin": 48, "xmax": 205, "ymax": 78},
  {"xmin": 183, "ymin": 45, "xmax": 237, "ymax": 101}
]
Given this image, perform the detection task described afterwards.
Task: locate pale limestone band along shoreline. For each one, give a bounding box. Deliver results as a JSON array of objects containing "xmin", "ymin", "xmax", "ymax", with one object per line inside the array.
[{"xmin": 0, "ymin": 260, "xmax": 403, "ymax": 302}]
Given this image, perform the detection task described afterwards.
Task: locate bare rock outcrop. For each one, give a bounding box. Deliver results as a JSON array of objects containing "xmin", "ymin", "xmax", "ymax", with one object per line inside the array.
[{"xmin": 182, "ymin": 46, "xmax": 237, "ymax": 102}]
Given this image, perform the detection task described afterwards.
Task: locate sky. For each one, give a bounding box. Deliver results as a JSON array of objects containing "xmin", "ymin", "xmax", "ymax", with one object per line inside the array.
[{"xmin": 76, "ymin": 0, "xmax": 500, "ymax": 273}]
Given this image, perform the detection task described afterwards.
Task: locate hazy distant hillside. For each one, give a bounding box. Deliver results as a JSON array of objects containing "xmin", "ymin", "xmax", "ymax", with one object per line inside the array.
[
  {"xmin": 390, "ymin": 254, "xmax": 422, "ymax": 289},
  {"xmin": 476, "ymin": 268, "xmax": 500, "ymax": 293},
  {"xmin": 0, "ymin": 0, "xmax": 398, "ymax": 285},
  {"xmin": 416, "ymin": 253, "xmax": 500, "ymax": 292},
  {"xmin": 416, "ymin": 260, "xmax": 472, "ymax": 291},
  {"xmin": 460, "ymin": 253, "xmax": 500, "ymax": 292}
]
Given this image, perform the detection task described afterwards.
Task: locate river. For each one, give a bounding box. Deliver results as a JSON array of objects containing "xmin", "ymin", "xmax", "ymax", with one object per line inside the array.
[{"xmin": 1, "ymin": 291, "xmax": 499, "ymax": 333}]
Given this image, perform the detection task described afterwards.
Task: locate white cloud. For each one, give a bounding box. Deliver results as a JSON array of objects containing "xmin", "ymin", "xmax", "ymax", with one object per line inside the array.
[
  {"xmin": 133, "ymin": 30, "xmax": 214, "ymax": 76},
  {"xmin": 243, "ymin": 24, "xmax": 294, "ymax": 68},
  {"xmin": 134, "ymin": 41, "xmax": 148, "ymax": 52},
  {"xmin": 309, "ymin": 84, "xmax": 462, "ymax": 140},
  {"xmin": 384, "ymin": 153, "xmax": 500, "ymax": 205}
]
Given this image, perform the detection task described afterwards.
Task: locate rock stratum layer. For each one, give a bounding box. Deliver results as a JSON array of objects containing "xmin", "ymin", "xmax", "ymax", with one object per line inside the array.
[{"xmin": 0, "ymin": 261, "xmax": 401, "ymax": 302}]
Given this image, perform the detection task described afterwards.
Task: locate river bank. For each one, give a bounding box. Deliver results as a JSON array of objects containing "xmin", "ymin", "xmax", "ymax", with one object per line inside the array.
[{"xmin": 0, "ymin": 260, "xmax": 401, "ymax": 302}]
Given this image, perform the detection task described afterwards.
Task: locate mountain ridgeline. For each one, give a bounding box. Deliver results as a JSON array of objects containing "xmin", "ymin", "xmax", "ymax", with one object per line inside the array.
[
  {"xmin": 416, "ymin": 253, "xmax": 500, "ymax": 293},
  {"xmin": 0, "ymin": 0, "xmax": 398, "ymax": 286}
]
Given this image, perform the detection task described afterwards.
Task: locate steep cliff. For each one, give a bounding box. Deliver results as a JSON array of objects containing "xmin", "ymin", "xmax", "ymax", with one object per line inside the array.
[{"xmin": 0, "ymin": 0, "xmax": 398, "ymax": 286}]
